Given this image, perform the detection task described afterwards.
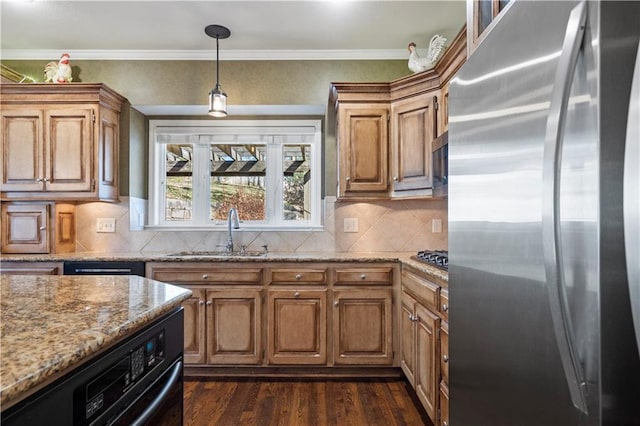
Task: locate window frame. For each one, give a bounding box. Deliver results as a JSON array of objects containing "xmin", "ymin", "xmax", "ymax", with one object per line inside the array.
[{"xmin": 148, "ymin": 119, "xmax": 323, "ymax": 230}]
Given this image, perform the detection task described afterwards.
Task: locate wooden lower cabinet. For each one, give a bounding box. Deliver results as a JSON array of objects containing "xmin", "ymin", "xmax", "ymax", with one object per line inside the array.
[
  {"xmin": 207, "ymin": 288, "xmax": 262, "ymax": 364},
  {"xmin": 182, "ymin": 287, "xmax": 206, "ymax": 364},
  {"xmin": 439, "ymin": 381, "xmax": 450, "ymax": 426},
  {"xmin": 176, "ymin": 286, "xmax": 264, "ymax": 365},
  {"xmin": 0, "ymin": 261, "xmax": 63, "ymax": 275},
  {"xmin": 267, "ymin": 289, "xmax": 327, "ymax": 364},
  {"xmin": 401, "ymin": 265, "xmax": 448, "ymax": 425},
  {"xmin": 332, "ymin": 288, "xmax": 393, "ymax": 365},
  {"xmin": 147, "ymin": 262, "xmax": 397, "ymax": 370},
  {"xmin": 401, "ymin": 291, "xmax": 441, "ymax": 422}
]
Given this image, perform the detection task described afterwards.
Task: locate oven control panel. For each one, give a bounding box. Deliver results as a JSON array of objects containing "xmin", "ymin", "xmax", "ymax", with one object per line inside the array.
[{"xmin": 77, "ymin": 329, "xmax": 165, "ymax": 423}]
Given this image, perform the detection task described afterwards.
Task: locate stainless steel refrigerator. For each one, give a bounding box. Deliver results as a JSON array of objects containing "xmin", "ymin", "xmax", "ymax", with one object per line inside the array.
[{"xmin": 448, "ymin": 0, "xmax": 640, "ymax": 424}]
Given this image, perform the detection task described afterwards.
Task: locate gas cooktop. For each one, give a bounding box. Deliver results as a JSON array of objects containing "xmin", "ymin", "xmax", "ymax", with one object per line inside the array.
[{"xmin": 412, "ymin": 250, "xmax": 448, "ymax": 270}]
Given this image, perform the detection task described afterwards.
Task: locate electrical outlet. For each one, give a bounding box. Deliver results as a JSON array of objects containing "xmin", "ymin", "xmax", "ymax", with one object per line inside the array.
[
  {"xmin": 432, "ymin": 218, "xmax": 442, "ymax": 233},
  {"xmin": 96, "ymin": 218, "xmax": 116, "ymax": 233},
  {"xmin": 344, "ymin": 218, "xmax": 359, "ymax": 233}
]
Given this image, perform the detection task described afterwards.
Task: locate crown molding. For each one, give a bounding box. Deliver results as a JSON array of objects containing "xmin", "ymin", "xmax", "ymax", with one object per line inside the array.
[
  {"xmin": 1, "ymin": 49, "xmax": 412, "ymax": 61},
  {"xmin": 133, "ymin": 104, "xmax": 326, "ymax": 116}
]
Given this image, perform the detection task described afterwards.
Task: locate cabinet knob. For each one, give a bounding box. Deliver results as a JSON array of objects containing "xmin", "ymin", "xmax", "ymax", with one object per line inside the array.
[
  {"xmin": 346, "ymin": 176, "xmax": 351, "ymax": 183},
  {"xmin": 43, "ymin": 178, "xmax": 49, "ymax": 182},
  {"xmin": 206, "ymin": 301, "xmax": 212, "ymax": 306},
  {"xmin": 36, "ymin": 177, "xmax": 44, "ymax": 182},
  {"xmin": 443, "ymin": 422, "xmax": 449, "ymax": 426},
  {"xmin": 360, "ymin": 274, "xmax": 367, "ymax": 280},
  {"xmin": 202, "ymin": 274, "xmax": 208, "ymax": 280},
  {"xmin": 294, "ymin": 292, "xmax": 300, "ymax": 298},
  {"xmin": 39, "ymin": 226, "xmax": 46, "ymax": 230},
  {"xmin": 295, "ymin": 274, "xmax": 302, "ymax": 280},
  {"xmin": 334, "ymin": 301, "xmax": 339, "ymax": 307},
  {"xmin": 442, "ymin": 304, "xmax": 448, "ymax": 312},
  {"xmin": 393, "ymin": 176, "xmax": 398, "ymax": 181},
  {"xmin": 199, "ymin": 300, "xmax": 205, "ymax": 305},
  {"xmin": 408, "ymin": 313, "xmax": 414, "ymax": 321},
  {"xmin": 443, "ymin": 354, "xmax": 449, "ymax": 363}
]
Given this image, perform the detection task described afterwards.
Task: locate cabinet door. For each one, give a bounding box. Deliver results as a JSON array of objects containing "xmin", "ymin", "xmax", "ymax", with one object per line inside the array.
[
  {"xmin": 1, "ymin": 203, "xmax": 49, "ymax": 253},
  {"xmin": 267, "ymin": 289, "xmax": 327, "ymax": 364},
  {"xmin": 440, "ymin": 321, "xmax": 449, "ymax": 385},
  {"xmin": 44, "ymin": 108, "xmax": 94, "ymax": 192},
  {"xmin": 415, "ymin": 302, "xmax": 440, "ymax": 423},
  {"xmin": 338, "ymin": 105, "xmax": 389, "ymax": 197},
  {"xmin": 391, "ymin": 93, "xmax": 437, "ymax": 192},
  {"xmin": 183, "ymin": 288, "xmax": 206, "ymax": 364},
  {"xmin": 97, "ymin": 106, "xmax": 119, "ymax": 201},
  {"xmin": 439, "ymin": 381, "xmax": 450, "ymax": 426},
  {"xmin": 400, "ymin": 292, "xmax": 417, "ymax": 386},
  {"xmin": 206, "ymin": 288, "xmax": 262, "ymax": 365},
  {"xmin": 0, "ymin": 109, "xmax": 44, "ymax": 191},
  {"xmin": 332, "ymin": 288, "xmax": 393, "ymax": 365}
]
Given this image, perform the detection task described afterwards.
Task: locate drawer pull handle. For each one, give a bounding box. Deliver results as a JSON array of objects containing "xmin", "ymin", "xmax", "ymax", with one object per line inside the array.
[
  {"xmin": 360, "ymin": 274, "xmax": 367, "ymax": 280},
  {"xmin": 39, "ymin": 226, "xmax": 46, "ymax": 230},
  {"xmin": 442, "ymin": 303, "xmax": 448, "ymax": 312},
  {"xmin": 443, "ymin": 354, "xmax": 449, "ymax": 363},
  {"xmin": 294, "ymin": 292, "xmax": 300, "ymax": 298},
  {"xmin": 295, "ymin": 274, "xmax": 302, "ymax": 280},
  {"xmin": 202, "ymin": 274, "xmax": 208, "ymax": 279}
]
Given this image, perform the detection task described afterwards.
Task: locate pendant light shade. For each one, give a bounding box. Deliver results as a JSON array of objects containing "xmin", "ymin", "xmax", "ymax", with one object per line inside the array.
[{"xmin": 205, "ymin": 24, "xmax": 230, "ymax": 117}]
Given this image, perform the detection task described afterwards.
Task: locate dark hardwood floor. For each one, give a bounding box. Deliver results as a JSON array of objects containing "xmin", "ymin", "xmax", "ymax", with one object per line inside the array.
[{"xmin": 183, "ymin": 378, "xmax": 432, "ymax": 426}]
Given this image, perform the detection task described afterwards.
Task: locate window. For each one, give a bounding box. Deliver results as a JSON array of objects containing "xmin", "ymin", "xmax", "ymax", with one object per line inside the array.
[{"xmin": 149, "ymin": 120, "xmax": 322, "ymax": 229}]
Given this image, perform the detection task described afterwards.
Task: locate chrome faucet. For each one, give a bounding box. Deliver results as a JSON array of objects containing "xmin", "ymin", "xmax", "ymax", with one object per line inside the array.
[{"xmin": 226, "ymin": 208, "xmax": 240, "ymax": 253}]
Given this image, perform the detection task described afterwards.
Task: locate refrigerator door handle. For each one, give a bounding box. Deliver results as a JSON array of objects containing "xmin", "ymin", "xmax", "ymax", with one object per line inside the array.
[
  {"xmin": 624, "ymin": 43, "xmax": 640, "ymax": 355},
  {"xmin": 541, "ymin": 0, "xmax": 588, "ymax": 414}
]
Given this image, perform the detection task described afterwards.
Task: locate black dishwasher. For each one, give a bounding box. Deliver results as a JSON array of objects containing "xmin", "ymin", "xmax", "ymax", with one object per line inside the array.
[{"xmin": 64, "ymin": 261, "xmax": 146, "ymax": 277}]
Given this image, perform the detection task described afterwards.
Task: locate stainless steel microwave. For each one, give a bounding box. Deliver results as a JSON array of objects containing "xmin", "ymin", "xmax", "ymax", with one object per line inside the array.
[{"xmin": 432, "ymin": 131, "xmax": 448, "ymax": 197}]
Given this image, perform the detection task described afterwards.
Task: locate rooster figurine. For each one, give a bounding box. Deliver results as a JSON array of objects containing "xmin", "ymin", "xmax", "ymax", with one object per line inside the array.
[
  {"xmin": 44, "ymin": 53, "xmax": 73, "ymax": 83},
  {"xmin": 407, "ymin": 35, "xmax": 447, "ymax": 73}
]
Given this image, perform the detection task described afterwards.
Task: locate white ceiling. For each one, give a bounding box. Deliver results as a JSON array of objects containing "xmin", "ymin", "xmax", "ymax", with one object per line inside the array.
[{"xmin": 0, "ymin": 0, "xmax": 466, "ymax": 61}]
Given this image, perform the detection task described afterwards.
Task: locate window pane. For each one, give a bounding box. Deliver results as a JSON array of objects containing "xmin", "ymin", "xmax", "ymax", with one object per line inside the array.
[
  {"xmin": 209, "ymin": 144, "xmax": 266, "ymax": 221},
  {"xmin": 165, "ymin": 144, "xmax": 193, "ymax": 221},
  {"xmin": 283, "ymin": 144, "xmax": 311, "ymax": 221}
]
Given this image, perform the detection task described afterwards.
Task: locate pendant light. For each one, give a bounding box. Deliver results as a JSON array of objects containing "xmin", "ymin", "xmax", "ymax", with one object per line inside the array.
[{"xmin": 205, "ymin": 24, "xmax": 231, "ymax": 117}]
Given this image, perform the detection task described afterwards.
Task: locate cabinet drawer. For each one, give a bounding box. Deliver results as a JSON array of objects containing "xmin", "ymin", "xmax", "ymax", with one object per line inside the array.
[
  {"xmin": 151, "ymin": 267, "xmax": 262, "ymax": 284},
  {"xmin": 270, "ymin": 268, "xmax": 327, "ymax": 285},
  {"xmin": 334, "ymin": 267, "xmax": 393, "ymax": 285},
  {"xmin": 402, "ymin": 269, "xmax": 439, "ymax": 311},
  {"xmin": 440, "ymin": 288, "xmax": 449, "ymax": 321}
]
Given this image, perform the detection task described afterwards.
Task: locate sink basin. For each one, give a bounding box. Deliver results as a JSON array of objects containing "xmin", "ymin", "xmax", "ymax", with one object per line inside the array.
[{"xmin": 166, "ymin": 250, "xmax": 266, "ymax": 257}]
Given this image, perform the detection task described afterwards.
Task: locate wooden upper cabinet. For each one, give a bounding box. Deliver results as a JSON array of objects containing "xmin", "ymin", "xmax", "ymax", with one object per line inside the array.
[
  {"xmin": 0, "ymin": 83, "xmax": 127, "ymax": 201},
  {"xmin": 390, "ymin": 92, "xmax": 438, "ymax": 193},
  {"xmin": 467, "ymin": 0, "xmax": 512, "ymax": 57},
  {"xmin": 338, "ymin": 104, "xmax": 390, "ymax": 198},
  {"xmin": 1, "ymin": 203, "xmax": 49, "ymax": 253}
]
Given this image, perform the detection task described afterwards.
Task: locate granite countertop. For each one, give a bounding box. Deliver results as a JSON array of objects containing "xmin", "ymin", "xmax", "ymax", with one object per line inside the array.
[
  {"xmin": 0, "ymin": 275, "xmax": 192, "ymax": 410},
  {"xmin": 0, "ymin": 252, "xmax": 448, "ymax": 283}
]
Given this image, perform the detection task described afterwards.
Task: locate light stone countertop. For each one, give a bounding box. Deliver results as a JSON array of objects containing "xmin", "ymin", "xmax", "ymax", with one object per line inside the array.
[
  {"xmin": 0, "ymin": 252, "xmax": 448, "ymax": 283},
  {"xmin": 0, "ymin": 275, "xmax": 192, "ymax": 410}
]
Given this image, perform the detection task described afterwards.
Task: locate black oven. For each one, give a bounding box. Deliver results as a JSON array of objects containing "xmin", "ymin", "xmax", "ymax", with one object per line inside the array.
[
  {"xmin": 2, "ymin": 309, "xmax": 184, "ymax": 426},
  {"xmin": 432, "ymin": 130, "xmax": 448, "ymax": 197}
]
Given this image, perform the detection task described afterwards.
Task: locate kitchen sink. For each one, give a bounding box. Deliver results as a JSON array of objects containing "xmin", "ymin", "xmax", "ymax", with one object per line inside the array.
[{"xmin": 166, "ymin": 250, "xmax": 266, "ymax": 257}]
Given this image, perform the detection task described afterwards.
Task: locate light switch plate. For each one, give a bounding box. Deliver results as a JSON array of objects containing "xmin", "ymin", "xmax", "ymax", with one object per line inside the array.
[
  {"xmin": 432, "ymin": 218, "xmax": 442, "ymax": 233},
  {"xmin": 344, "ymin": 218, "xmax": 359, "ymax": 233},
  {"xmin": 96, "ymin": 217, "xmax": 116, "ymax": 233}
]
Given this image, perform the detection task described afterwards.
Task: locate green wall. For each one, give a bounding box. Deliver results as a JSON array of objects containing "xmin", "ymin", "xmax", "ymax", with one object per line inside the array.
[{"xmin": 3, "ymin": 59, "xmax": 410, "ymax": 198}]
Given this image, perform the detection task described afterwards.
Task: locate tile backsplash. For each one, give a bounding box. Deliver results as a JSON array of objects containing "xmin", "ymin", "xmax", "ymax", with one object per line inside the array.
[{"xmin": 75, "ymin": 196, "xmax": 447, "ymax": 254}]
